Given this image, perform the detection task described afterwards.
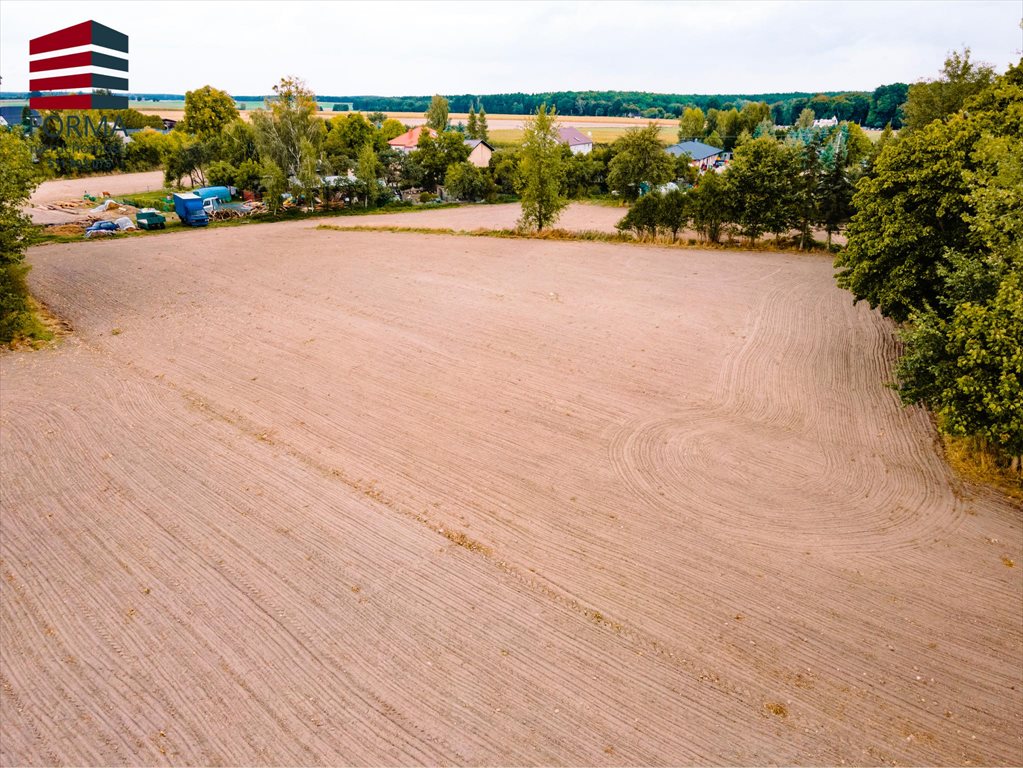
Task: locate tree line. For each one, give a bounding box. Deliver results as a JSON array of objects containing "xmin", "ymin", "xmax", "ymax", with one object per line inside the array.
[
  {"xmin": 307, "ymin": 87, "xmax": 908, "ymax": 127},
  {"xmin": 615, "ymin": 120, "xmax": 872, "ymax": 248},
  {"xmin": 4, "ymin": 84, "xmax": 911, "ymax": 127},
  {"xmin": 836, "ymin": 51, "xmax": 1021, "ymax": 476}
]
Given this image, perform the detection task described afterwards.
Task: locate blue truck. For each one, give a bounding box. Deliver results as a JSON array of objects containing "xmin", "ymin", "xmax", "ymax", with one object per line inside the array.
[{"xmin": 173, "ymin": 193, "xmax": 209, "ymax": 227}]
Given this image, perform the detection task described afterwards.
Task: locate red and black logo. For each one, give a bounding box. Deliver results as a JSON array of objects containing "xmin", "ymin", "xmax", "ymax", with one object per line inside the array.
[{"xmin": 29, "ymin": 21, "xmax": 129, "ymax": 110}]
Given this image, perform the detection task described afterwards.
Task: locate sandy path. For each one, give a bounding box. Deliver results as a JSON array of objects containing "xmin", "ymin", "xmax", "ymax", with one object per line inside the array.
[
  {"xmin": 322, "ymin": 202, "xmax": 625, "ymax": 233},
  {"xmin": 1, "ymin": 225, "xmax": 1020, "ymax": 765},
  {"xmin": 316, "ymin": 202, "xmax": 847, "ymax": 245},
  {"xmin": 29, "ymin": 171, "xmax": 167, "ymax": 205}
]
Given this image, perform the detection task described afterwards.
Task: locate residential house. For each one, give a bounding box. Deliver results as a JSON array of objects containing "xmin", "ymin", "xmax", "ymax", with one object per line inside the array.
[
  {"xmin": 387, "ymin": 125, "xmax": 436, "ymax": 154},
  {"xmin": 665, "ymin": 140, "xmax": 724, "ymax": 170},
  {"xmin": 463, "ymin": 138, "xmax": 494, "ymax": 168},
  {"xmin": 557, "ymin": 126, "xmax": 593, "ymax": 155},
  {"xmin": 813, "ymin": 115, "xmax": 839, "ymax": 128}
]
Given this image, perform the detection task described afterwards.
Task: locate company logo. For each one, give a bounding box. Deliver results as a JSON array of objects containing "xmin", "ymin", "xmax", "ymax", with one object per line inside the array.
[{"xmin": 29, "ymin": 20, "xmax": 129, "ymax": 110}]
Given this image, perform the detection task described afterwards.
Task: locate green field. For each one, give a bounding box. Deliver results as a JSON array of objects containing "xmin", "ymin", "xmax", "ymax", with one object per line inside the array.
[{"xmin": 489, "ymin": 124, "xmax": 679, "ymax": 147}]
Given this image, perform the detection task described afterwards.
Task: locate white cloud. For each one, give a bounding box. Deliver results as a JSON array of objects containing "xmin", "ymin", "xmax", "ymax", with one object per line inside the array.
[{"xmin": 1, "ymin": 0, "xmax": 1019, "ymax": 96}]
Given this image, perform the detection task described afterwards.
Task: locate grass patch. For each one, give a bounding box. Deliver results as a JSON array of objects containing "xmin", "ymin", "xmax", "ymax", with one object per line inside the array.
[
  {"xmin": 314, "ymin": 222, "xmax": 836, "ymax": 255},
  {"xmin": 941, "ymin": 433, "xmax": 1023, "ymax": 501}
]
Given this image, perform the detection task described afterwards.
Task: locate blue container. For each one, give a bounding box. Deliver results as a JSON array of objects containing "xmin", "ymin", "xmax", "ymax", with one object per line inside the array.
[{"xmin": 192, "ymin": 186, "xmax": 232, "ymax": 203}]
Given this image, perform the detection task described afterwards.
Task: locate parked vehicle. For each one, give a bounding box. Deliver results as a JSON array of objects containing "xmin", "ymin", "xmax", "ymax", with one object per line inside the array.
[
  {"xmin": 173, "ymin": 193, "xmax": 209, "ymax": 227},
  {"xmin": 136, "ymin": 210, "xmax": 166, "ymax": 230}
]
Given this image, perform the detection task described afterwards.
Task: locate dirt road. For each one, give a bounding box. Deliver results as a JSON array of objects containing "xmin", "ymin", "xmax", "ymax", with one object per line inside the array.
[
  {"xmin": 1, "ymin": 224, "xmax": 1019, "ymax": 765},
  {"xmin": 327, "ymin": 201, "xmax": 625, "ymax": 233},
  {"xmin": 29, "ymin": 170, "xmax": 166, "ymax": 205}
]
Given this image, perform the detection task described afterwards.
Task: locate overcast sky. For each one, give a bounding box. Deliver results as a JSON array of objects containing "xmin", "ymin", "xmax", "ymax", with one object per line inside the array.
[{"xmin": 2, "ymin": 0, "xmax": 1020, "ymax": 96}]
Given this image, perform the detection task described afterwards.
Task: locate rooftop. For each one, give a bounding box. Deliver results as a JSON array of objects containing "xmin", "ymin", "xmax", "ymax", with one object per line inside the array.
[{"xmin": 665, "ymin": 140, "xmax": 724, "ymax": 161}]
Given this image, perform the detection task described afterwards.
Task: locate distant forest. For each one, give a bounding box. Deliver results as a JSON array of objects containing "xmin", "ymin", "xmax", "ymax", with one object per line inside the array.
[
  {"xmin": 4, "ymin": 85, "xmax": 910, "ymax": 127},
  {"xmin": 306, "ymin": 87, "xmax": 909, "ymax": 127}
]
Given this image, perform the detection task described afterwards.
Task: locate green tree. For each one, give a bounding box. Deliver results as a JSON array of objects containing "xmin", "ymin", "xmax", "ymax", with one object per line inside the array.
[
  {"xmin": 413, "ymin": 130, "xmax": 470, "ymax": 190},
  {"xmin": 162, "ymin": 131, "xmax": 212, "ymax": 187},
  {"xmin": 490, "ymin": 147, "xmax": 521, "ymax": 195},
  {"xmin": 518, "ymin": 104, "xmax": 567, "ymax": 230},
  {"xmin": 182, "ymin": 85, "xmax": 239, "ymax": 139},
  {"xmin": 206, "ymin": 159, "xmax": 238, "ymax": 187},
  {"xmin": 845, "ymin": 59, "xmax": 1023, "ymax": 471},
  {"xmin": 234, "ymin": 158, "xmax": 264, "ymax": 193},
  {"xmin": 251, "ymin": 76, "xmax": 325, "ymax": 194},
  {"xmin": 903, "ymin": 48, "xmax": 996, "ymax": 133},
  {"xmin": 376, "ymin": 118, "xmax": 407, "ymax": 150},
  {"xmin": 607, "ymin": 124, "xmax": 673, "ymax": 200},
  {"xmin": 124, "ymin": 128, "xmax": 172, "ymax": 171},
  {"xmin": 795, "ymin": 108, "xmax": 815, "ymax": 129},
  {"xmin": 835, "ymin": 115, "xmax": 978, "ymax": 321},
  {"xmin": 324, "ymin": 113, "xmax": 374, "ymax": 166},
  {"xmin": 563, "ymin": 150, "xmax": 606, "ymax": 198},
  {"xmin": 466, "ymin": 106, "xmax": 479, "ymax": 139},
  {"xmin": 716, "ymin": 108, "xmax": 741, "ymax": 150},
  {"xmin": 477, "ymin": 105, "xmax": 489, "ymax": 141},
  {"xmin": 688, "ymin": 170, "xmax": 730, "ymax": 243},
  {"xmin": 355, "ymin": 143, "xmax": 381, "ymax": 207},
  {"xmin": 260, "ymin": 160, "xmax": 288, "ymax": 215},
  {"xmin": 0, "ymin": 132, "xmax": 45, "ymax": 343},
  {"xmin": 425, "ymin": 94, "xmax": 450, "ymax": 132},
  {"xmin": 659, "ymin": 188, "xmax": 690, "ymax": 239},
  {"xmin": 214, "ymin": 119, "xmax": 259, "ymax": 166},
  {"xmin": 678, "ymin": 107, "xmax": 705, "ymax": 141},
  {"xmin": 444, "ymin": 161, "xmax": 492, "ymax": 201},
  {"xmin": 738, "ymin": 101, "xmax": 772, "ymax": 134},
  {"xmin": 896, "ymin": 260, "xmax": 1023, "ymax": 471},
  {"xmin": 616, "ymin": 192, "xmax": 661, "ymax": 237},
  {"xmin": 725, "ymin": 136, "xmax": 795, "ymax": 243}
]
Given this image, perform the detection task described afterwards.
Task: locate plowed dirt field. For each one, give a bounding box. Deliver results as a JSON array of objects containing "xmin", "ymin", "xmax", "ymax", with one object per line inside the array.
[{"xmin": 2, "ymin": 224, "xmax": 1020, "ymax": 765}]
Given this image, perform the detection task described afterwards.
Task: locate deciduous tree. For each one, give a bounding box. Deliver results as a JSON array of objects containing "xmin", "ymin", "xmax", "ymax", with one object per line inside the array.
[
  {"xmin": 0, "ymin": 131, "xmax": 44, "ymax": 343},
  {"xmin": 677, "ymin": 107, "xmax": 705, "ymax": 141},
  {"xmin": 183, "ymin": 85, "xmax": 239, "ymax": 139},
  {"xmin": 425, "ymin": 94, "xmax": 450, "ymax": 132},
  {"xmin": 607, "ymin": 124, "xmax": 673, "ymax": 201},
  {"xmin": 518, "ymin": 104, "xmax": 567, "ymax": 230}
]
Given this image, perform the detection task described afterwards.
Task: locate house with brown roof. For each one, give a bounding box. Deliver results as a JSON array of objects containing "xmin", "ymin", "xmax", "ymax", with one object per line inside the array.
[
  {"xmin": 387, "ymin": 125, "xmax": 436, "ymax": 153},
  {"xmin": 557, "ymin": 126, "xmax": 593, "ymax": 155}
]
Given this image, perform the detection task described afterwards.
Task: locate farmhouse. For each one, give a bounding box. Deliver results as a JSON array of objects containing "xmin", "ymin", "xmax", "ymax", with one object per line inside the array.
[
  {"xmin": 666, "ymin": 140, "xmax": 724, "ymax": 170},
  {"xmin": 813, "ymin": 115, "xmax": 839, "ymax": 128},
  {"xmin": 463, "ymin": 138, "xmax": 494, "ymax": 168},
  {"xmin": 387, "ymin": 125, "xmax": 436, "ymax": 153},
  {"xmin": 557, "ymin": 126, "xmax": 593, "ymax": 154}
]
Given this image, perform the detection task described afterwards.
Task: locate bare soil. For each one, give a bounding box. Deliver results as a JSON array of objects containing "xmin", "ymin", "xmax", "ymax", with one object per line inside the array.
[
  {"xmin": 1, "ymin": 224, "xmax": 1020, "ymax": 765},
  {"xmin": 30, "ymin": 171, "xmax": 167, "ymax": 204},
  {"xmin": 330, "ymin": 201, "xmax": 626, "ymax": 233}
]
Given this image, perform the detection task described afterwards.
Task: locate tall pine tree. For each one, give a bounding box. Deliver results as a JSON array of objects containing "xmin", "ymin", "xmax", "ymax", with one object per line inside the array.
[
  {"xmin": 477, "ymin": 104, "xmax": 489, "ymax": 141},
  {"xmin": 466, "ymin": 106, "xmax": 479, "ymax": 139}
]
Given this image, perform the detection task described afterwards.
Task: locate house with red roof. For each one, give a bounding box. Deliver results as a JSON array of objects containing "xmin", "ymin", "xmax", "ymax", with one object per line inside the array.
[{"xmin": 387, "ymin": 125, "xmax": 437, "ymax": 153}]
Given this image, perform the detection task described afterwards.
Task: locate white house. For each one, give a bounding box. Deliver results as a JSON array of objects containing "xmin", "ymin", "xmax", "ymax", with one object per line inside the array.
[
  {"xmin": 812, "ymin": 115, "xmax": 839, "ymax": 128},
  {"xmin": 463, "ymin": 138, "xmax": 494, "ymax": 168},
  {"xmin": 557, "ymin": 126, "xmax": 593, "ymax": 155}
]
